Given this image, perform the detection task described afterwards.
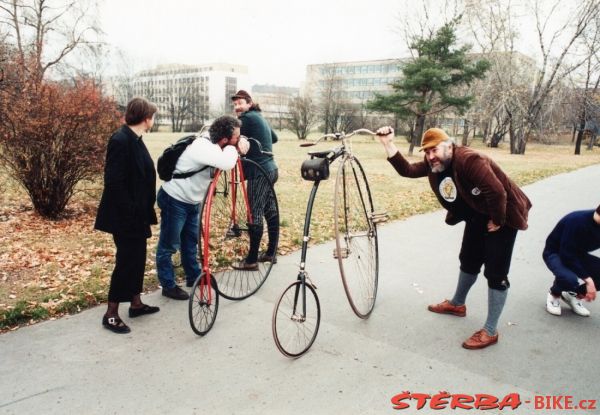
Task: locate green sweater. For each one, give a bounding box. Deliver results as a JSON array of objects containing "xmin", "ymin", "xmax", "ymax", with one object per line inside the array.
[{"xmin": 239, "ymin": 109, "xmax": 278, "ymax": 176}]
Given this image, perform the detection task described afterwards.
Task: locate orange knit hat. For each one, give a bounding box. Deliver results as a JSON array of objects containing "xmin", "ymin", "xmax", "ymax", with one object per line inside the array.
[{"xmin": 420, "ymin": 128, "xmax": 450, "ymax": 151}]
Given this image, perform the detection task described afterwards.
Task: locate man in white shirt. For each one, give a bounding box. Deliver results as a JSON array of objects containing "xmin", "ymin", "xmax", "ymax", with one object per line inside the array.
[{"xmin": 156, "ymin": 115, "xmax": 249, "ymax": 300}]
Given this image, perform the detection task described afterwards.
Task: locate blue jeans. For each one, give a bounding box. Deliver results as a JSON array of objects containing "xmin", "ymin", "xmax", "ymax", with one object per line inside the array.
[
  {"xmin": 543, "ymin": 249, "xmax": 600, "ymax": 296},
  {"xmin": 156, "ymin": 188, "xmax": 201, "ymax": 288}
]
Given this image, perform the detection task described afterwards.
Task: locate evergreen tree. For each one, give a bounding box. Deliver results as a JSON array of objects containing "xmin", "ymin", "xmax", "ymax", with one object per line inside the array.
[{"xmin": 368, "ymin": 19, "xmax": 490, "ymax": 155}]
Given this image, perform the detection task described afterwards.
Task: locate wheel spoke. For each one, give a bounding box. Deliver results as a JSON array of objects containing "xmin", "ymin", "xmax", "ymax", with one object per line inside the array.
[
  {"xmin": 334, "ymin": 157, "xmax": 379, "ymax": 318},
  {"xmin": 272, "ymin": 281, "xmax": 320, "ymax": 358}
]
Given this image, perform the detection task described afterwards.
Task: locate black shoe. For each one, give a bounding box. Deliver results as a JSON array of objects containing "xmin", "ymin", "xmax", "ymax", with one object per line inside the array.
[
  {"xmin": 102, "ymin": 315, "xmax": 131, "ymax": 334},
  {"xmin": 162, "ymin": 285, "xmax": 189, "ymax": 300},
  {"xmin": 128, "ymin": 304, "xmax": 160, "ymax": 318},
  {"xmin": 232, "ymin": 260, "xmax": 258, "ymax": 271},
  {"xmin": 258, "ymin": 253, "xmax": 277, "ymax": 264}
]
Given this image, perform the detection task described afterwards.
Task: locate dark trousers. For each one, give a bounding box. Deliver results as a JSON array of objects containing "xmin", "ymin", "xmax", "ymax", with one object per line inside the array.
[
  {"xmin": 459, "ymin": 215, "xmax": 518, "ymax": 290},
  {"xmin": 246, "ymin": 169, "xmax": 279, "ymax": 262},
  {"xmin": 247, "ymin": 169, "xmax": 278, "ymax": 227},
  {"xmin": 108, "ymin": 234, "xmax": 147, "ymax": 303},
  {"xmin": 543, "ymin": 250, "xmax": 600, "ymax": 296}
]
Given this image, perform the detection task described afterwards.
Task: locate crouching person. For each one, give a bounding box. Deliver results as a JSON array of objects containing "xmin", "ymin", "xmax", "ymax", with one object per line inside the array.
[{"xmin": 544, "ymin": 205, "xmax": 600, "ymax": 316}]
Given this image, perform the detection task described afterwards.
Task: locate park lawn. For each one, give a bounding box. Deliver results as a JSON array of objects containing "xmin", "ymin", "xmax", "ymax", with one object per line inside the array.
[{"xmin": 0, "ymin": 130, "xmax": 598, "ymax": 330}]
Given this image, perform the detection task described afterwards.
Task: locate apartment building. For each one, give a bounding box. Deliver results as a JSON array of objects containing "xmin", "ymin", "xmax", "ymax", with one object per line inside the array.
[
  {"xmin": 304, "ymin": 58, "xmax": 404, "ymax": 105},
  {"xmin": 251, "ymin": 84, "xmax": 299, "ymax": 129},
  {"xmin": 131, "ymin": 63, "xmax": 250, "ymax": 129}
]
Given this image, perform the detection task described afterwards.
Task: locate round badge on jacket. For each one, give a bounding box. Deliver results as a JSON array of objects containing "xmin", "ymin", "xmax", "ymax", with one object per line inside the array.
[{"xmin": 439, "ymin": 177, "xmax": 457, "ymax": 202}]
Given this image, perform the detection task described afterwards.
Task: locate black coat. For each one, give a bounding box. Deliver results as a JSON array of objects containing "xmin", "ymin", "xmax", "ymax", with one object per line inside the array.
[{"xmin": 94, "ymin": 125, "xmax": 158, "ymax": 238}]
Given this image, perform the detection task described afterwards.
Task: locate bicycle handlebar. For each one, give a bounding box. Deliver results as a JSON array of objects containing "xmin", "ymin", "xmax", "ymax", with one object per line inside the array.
[
  {"xmin": 299, "ymin": 128, "xmax": 383, "ymax": 147},
  {"xmin": 196, "ymin": 125, "xmax": 273, "ymax": 156},
  {"xmin": 245, "ymin": 136, "xmax": 273, "ymax": 156}
]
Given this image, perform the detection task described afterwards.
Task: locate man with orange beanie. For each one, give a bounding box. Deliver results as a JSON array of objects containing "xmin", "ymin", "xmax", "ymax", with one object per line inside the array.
[{"xmin": 376, "ymin": 126, "xmax": 531, "ymax": 349}]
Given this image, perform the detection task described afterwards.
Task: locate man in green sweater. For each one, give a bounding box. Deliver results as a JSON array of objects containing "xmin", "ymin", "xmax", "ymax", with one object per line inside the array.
[{"xmin": 231, "ymin": 90, "xmax": 279, "ymax": 270}]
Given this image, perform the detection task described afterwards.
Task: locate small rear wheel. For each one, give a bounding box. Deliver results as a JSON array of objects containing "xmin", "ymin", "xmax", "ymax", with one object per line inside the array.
[
  {"xmin": 272, "ymin": 280, "xmax": 321, "ymax": 358},
  {"xmin": 188, "ymin": 274, "xmax": 219, "ymax": 336}
]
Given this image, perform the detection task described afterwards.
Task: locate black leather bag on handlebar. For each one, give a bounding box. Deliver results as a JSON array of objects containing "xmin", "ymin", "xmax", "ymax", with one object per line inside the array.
[{"xmin": 301, "ymin": 158, "xmax": 329, "ymax": 181}]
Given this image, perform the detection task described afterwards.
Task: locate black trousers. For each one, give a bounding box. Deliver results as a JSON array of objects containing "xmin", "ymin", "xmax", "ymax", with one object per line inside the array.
[
  {"xmin": 108, "ymin": 234, "xmax": 147, "ymax": 303},
  {"xmin": 459, "ymin": 215, "xmax": 518, "ymax": 290}
]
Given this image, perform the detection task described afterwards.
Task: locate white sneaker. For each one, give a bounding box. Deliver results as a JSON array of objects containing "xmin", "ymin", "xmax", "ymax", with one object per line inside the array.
[
  {"xmin": 561, "ymin": 291, "xmax": 591, "ymax": 317},
  {"xmin": 546, "ymin": 293, "xmax": 561, "ymax": 316}
]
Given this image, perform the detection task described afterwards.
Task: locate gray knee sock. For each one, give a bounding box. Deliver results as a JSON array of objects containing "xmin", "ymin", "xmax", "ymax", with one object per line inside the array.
[
  {"xmin": 450, "ymin": 270, "xmax": 478, "ymax": 306},
  {"xmin": 484, "ymin": 288, "xmax": 508, "ymax": 336}
]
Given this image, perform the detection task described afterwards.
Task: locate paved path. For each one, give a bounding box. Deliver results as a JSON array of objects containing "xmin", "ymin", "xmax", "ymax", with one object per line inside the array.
[{"xmin": 1, "ymin": 164, "xmax": 599, "ymax": 415}]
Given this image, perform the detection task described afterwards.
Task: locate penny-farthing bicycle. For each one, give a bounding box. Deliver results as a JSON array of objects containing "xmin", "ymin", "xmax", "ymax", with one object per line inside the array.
[
  {"xmin": 188, "ymin": 139, "xmax": 279, "ymax": 336},
  {"xmin": 272, "ymin": 129, "xmax": 388, "ymax": 357}
]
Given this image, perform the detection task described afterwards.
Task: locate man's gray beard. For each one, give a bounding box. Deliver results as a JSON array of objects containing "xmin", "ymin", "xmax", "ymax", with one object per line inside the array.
[
  {"xmin": 431, "ymin": 164, "xmax": 446, "ymax": 173},
  {"xmin": 430, "ymin": 158, "xmax": 451, "ymax": 173}
]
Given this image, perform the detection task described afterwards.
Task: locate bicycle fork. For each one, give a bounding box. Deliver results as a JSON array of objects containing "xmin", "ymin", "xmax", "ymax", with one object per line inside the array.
[{"xmin": 292, "ymin": 179, "xmax": 322, "ymax": 319}]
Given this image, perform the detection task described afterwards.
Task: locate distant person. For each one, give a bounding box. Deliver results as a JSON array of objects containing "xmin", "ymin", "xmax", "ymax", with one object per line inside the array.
[
  {"xmin": 230, "ymin": 90, "xmax": 279, "ymax": 270},
  {"xmin": 375, "ymin": 126, "xmax": 532, "ymax": 349},
  {"xmin": 156, "ymin": 115, "xmax": 249, "ymax": 300},
  {"xmin": 94, "ymin": 97, "xmax": 160, "ymax": 334},
  {"xmin": 543, "ymin": 205, "xmax": 600, "ymax": 316}
]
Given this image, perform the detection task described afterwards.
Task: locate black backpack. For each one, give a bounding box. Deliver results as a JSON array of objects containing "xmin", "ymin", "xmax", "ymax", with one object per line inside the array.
[{"xmin": 156, "ymin": 135, "xmax": 209, "ymax": 181}]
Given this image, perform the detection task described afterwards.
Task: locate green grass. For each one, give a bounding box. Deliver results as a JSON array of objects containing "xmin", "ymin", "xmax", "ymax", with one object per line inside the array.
[
  {"xmin": 144, "ymin": 130, "xmax": 599, "ymax": 247},
  {"xmin": 0, "ymin": 128, "xmax": 598, "ymax": 330}
]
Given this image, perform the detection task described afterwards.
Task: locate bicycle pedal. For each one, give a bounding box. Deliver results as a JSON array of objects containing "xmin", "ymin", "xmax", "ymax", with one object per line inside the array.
[
  {"xmin": 291, "ymin": 313, "xmax": 306, "ymax": 323},
  {"xmin": 370, "ymin": 211, "xmax": 389, "ymax": 224},
  {"xmin": 333, "ymin": 248, "xmax": 350, "ymax": 259},
  {"xmin": 225, "ymin": 225, "xmax": 242, "ymax": 238}
]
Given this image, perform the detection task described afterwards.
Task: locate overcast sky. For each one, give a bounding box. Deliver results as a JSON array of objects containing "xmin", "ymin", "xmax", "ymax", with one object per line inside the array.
[{"xmin": 99, "ymin": 0, "xmax": 406, "ymax": 87}]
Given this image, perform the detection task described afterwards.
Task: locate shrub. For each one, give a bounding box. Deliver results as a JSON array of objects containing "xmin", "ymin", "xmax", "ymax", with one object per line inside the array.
[{"xmin": 0, "ymin": 79, "xmax": 121, "ymax": 218}]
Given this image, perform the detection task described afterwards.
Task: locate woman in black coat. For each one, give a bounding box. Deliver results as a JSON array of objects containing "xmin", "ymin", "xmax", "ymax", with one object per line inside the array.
[{"xmin": 94, "ymin": 97, "xmax": 160, "ymax": 334}]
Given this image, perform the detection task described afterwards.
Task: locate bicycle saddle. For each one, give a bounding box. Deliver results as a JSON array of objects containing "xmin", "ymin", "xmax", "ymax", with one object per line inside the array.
[{"xmin": 307, "ymin": 150, "xmax": 332, "ymax": 159}]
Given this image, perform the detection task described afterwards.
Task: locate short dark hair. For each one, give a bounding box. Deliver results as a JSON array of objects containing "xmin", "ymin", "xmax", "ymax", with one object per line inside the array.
[
  {"xmin": 209, "ymin": 115, "xmax": 241, "ymax": 143},
  {"xmin": 125, "ymin": 97, "xmax": 158, "ymax": 125}
]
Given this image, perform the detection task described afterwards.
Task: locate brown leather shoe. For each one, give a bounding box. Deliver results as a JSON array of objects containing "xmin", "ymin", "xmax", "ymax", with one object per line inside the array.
[
  {"xmin": 427, "ymin": 300, "xmax": 466, "ymax": 317},
  {"xmin": 462, "ymin": 329, "xmax": 499, "ymax": 349}
]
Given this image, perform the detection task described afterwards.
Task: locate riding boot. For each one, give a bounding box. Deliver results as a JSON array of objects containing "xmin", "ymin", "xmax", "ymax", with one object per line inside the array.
[
  {"xmin": 265, "ymin": 215, "xmax": 279, "ymax": 257},
  {"xmin": 245, "ymin": 223, "xmax": 263, "ymax": 264}
]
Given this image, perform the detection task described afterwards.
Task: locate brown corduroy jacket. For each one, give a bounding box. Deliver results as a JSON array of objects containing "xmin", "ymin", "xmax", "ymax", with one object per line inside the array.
[{"xmin": 387, "ymin": 146, "xmax": 532, "ymax": 230}]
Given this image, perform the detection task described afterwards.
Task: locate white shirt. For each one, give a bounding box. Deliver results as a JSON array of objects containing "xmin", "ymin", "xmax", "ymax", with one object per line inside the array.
[{"xmin": 161, "ymin": 135, "xmax": 239, "ymax": 204}]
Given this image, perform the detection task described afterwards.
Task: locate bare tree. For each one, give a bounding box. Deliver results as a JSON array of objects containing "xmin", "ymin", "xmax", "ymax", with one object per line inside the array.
[
  {"xmin": 466, "ymin": 0, "xmax": 600, "ymax": 154},
  {"xmin": 567, "ymin": 18, "xmax": 600, "ymax": 154},
  {"xmin": 0, "ymin": 0, "xmax": 100, "ymax": 84},
  {"xmin": 287, "ymin": 95, "xmax": 318, "ymax": 140},
  {"xmin": 165, "ymin": 75, "xmax": 193, "ymax": 133},
  {"xmin": 273, "ymin": 92, "xmax": 290, "ymax": 130}
]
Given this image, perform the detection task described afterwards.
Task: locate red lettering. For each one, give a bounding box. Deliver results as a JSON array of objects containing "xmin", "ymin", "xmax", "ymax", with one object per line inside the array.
[
  {"xmin": 429, "ymin": 392, "xmax": 450, "ymax": 410},
  {"xmin": 412, "ymin": 393, "xmax": 431, "ymax": 410},
  {"xmin": 474, "ymin": 394, "xmax": 499, "ymax": 410},
  {"xmin": 552, "ymin": 396, "xmax": 564, "ymax": 409},
  {"xmin": 534, "ymin": 396, "xmax": 545, "ymax": 409},
  {"xmin": 579, "ymin": 399, "xmax": 588, "ymax": 410},
  {"xmin": 564, "ymin": 396, "xmax": 573, "ymax": 409},
  {"xmin": 450, "ymin": 394, "xmax": 474, "ymax": 410},
  {"xmin": 588, "ymin": 399, "xmax": 597, "ymax": 410},
  {"xmin": 390, "ymin": 391, "xmax": 411, "ymax": 410},
  {"xmin": 498, "ymin": 393, "xmax": 522, "ymax": 410}
]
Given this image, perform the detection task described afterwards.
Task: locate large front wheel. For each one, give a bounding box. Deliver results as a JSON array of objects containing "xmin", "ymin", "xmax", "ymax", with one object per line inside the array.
[
  {"xmin": 200, "ymin": 159, "xmax": 279, "ymax": 300},
  {"xmin": 272, "ymin": 281, "xmax": 321, "ymax": 358},
  {"xmin": 333, "ymin": 156, "xmax": 379, "ymax": 318}
]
